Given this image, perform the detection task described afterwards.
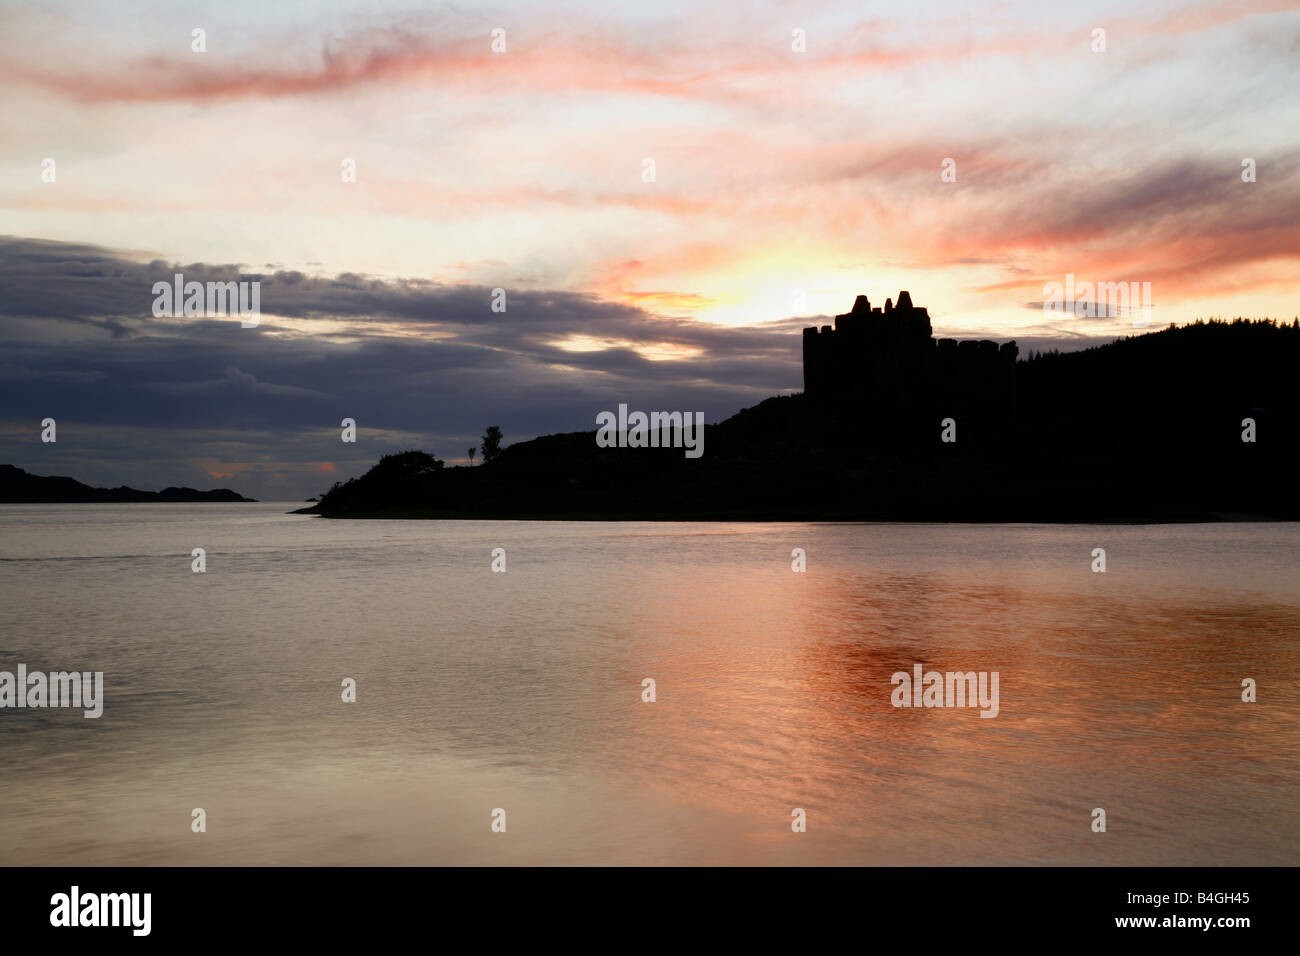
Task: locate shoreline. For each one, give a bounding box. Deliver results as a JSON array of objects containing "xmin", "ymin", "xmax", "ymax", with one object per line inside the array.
[{"xmin": 291, "ymin": 506, "xmax": 1290, "ymax": 524}]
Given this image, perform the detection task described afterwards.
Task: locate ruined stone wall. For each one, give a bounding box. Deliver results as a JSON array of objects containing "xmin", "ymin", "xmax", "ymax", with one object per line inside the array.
[{"xmin": 802, "ymin": 292, "xmax": 1018, "ymax": 433}]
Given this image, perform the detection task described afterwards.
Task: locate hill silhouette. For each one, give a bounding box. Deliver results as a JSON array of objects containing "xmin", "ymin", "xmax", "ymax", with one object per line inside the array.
[
  {"xmin": 0, "ymin": 464, "xmax": 256, "ymax": 503},
  {"xmin": 303, "ymin": 315, "xmax": 1300, "ymax": 521}
]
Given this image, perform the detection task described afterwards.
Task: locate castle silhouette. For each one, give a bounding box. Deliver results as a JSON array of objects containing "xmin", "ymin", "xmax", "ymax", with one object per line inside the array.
[{"xmin": 803, "ymin": 292, "xmax": 1018, "ymax": 432}]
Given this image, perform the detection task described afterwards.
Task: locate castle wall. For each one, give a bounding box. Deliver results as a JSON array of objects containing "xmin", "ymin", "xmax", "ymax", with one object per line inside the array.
[{"xmin": 802, "ymin": 292, "xmax": 1018, "ymax": 431}]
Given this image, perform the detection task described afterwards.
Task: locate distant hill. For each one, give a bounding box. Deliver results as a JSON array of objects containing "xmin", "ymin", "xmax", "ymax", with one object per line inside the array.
[
  {"xmin": 302, "ymin": 317, "xmax": 1300, "ymax": 522},
  {"xmin": 0, "ymin": 465, "xmax": 256, "ymax": 503}
]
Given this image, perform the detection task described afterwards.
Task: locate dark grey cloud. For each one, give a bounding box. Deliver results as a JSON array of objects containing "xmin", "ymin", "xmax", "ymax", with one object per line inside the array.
[
  {"xmin": 1021, "ymin": 301, "xmax": 1130, "ymax": 319},
  {"xmin": 0, "ymin": 236, "xmax": 808, "ymax": 500}
]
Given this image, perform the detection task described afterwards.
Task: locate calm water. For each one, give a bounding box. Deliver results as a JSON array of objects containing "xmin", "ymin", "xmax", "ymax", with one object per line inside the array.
[{"xmin": 0, "ymin": 504, "xmax": 1296, "ymax": 865}]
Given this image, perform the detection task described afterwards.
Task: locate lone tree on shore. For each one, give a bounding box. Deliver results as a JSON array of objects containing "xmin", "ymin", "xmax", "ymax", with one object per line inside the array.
[
  {"xmin": 467, "ymin": 447, "xmax": 476, "ymax": 466},
  {"xmin": 481, "ymin": 426, "xmax": 504, "ymax": 463}
]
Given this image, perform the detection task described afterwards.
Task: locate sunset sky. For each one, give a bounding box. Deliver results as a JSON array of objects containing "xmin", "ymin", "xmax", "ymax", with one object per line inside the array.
[{"xmin": 2, "ymin": 0, "xmax": 1298, "ymax": 498}]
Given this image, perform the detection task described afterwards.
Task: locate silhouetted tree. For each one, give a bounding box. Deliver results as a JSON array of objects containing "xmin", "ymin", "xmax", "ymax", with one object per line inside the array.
[
  {"xmin": 481, "ymin": 426, "xmax": 504, "ymax": 463},
  {"xmin": 371, "ymin": 450, "xmax": 443, "ymax": 478},
  {"xmin": 467, "ymin": 447, "xmax": 476, "ymax": 466}
]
